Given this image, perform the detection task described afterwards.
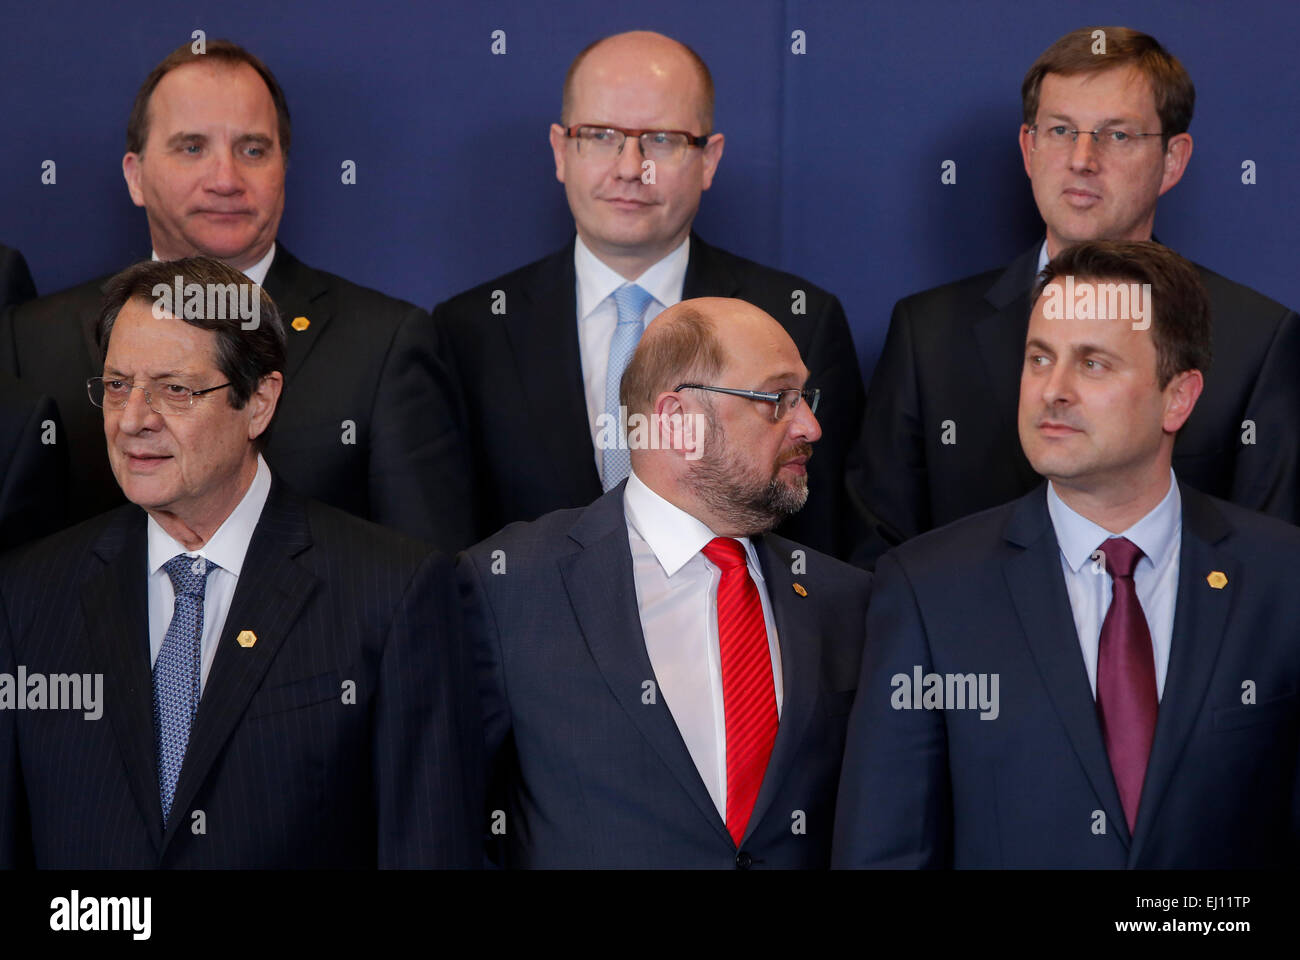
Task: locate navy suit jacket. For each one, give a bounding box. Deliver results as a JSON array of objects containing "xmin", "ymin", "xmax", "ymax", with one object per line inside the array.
[
  {"xmin": 434, "ymin": 233, "xmax": 865, "ymax": 558},
  {"xmin": 0, "ymin": 245, "xmax": 36, "ymax": 310},
  {"xmin": 0, "ymin": 246, "xmax": 472, "ymax": 550},
  {"xmin": 0, "ymin": 372, "xmax": 66, "ymax": 551},
  {"xmin": 849, "ymin": 242, "xmax": 1300, "ymax": 567},
  {"xmin": 0, "ymin": 479, "xmax": 482, "ymax": 868},
  {"xmin": 458, "ymin": 484, "xmax": 871, "ymax": 868},
  {"xmin": 832, "ymin": 481, "xmax": 1300, "ymax": 868}
]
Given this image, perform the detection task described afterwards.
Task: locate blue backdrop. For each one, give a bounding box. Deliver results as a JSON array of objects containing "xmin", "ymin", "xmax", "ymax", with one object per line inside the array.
[{"xmin": 2, "ymin": 0, "xmax": 1296, "ymax": 380}]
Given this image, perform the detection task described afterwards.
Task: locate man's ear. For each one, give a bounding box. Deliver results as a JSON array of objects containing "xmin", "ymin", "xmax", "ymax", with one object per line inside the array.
[
  {"xmin": 1162, "ymin": 367, "xmax": 1203, "ymax": 434},
  {"xmin": 1158, "ymin": 132, "xmax": 1193, "ymax": 197},
  {"xmin": 549, "ymin": 123, "xmax": 568, "ymax": 184},
  {"xmin": 123, "ymin": 152, "xmax": 146, "ymax": 207},
  {"xmin": 1017, "ymin": 124, "xmax": 1035, "ymax": 179},
  {"xmin": 700, "ymin": 133, "xmax": 725, "ymax": 191},
  {"xmin": 247, "ymin": 371, "xmax": 284, "ymax": 441}
]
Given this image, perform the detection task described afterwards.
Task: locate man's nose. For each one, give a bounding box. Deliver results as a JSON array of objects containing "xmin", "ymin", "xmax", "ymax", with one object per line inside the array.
[
  {"xmin": 790, "ymin": 400, "xmax": 822, "ymax": 444},
  {"xmin": 118, "ymin": 386, "xmax": 161, "ymax": 432},
  {"xmin": 205, "ymin": 147, "xmax": 244, "ymax": 192},
  {"xmin": 615, "ymin": 135, "xmax": 647, "ymax": 179},
  {"xmin": 1068, "ymin": 131, "xmax": 1100, "ymax": 171}
]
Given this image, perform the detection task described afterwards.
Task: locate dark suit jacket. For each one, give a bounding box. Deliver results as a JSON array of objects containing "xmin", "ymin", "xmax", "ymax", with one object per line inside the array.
[
  {"xmin": 0, "ymin": 479, "xmax": 483, "ymax": 868},
  {"xmin": 0, "ymin": 246, "xmax": 472, "ymax": 550},
  {"xmin": 0, "ymin": 245, "xmax": 36, "ymax": 310},
  {"xmin": 849, "ymin": 242, "xmax": 1300, "ymax": 567},
  {"xmin": 434, "ymin": 234, "xmax": 865, "ymax": 557},
  {"xmin": 832, "ymin": 482, "xmax": 1300, "ymax": 868},
  {"xmin": 0, "ymin": 373, "xmax": 67, "ymax": 551},
  {"xmin": 458, "ymin": 484, "xmax": 871, "ymax": 868}
]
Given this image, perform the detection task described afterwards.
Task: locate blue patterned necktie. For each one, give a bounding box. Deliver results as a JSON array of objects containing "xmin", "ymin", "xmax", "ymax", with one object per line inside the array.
[
  {"xmin": 154, "ymin": 553, "xmax": 217, "ymax": 826},
  {"xmin": 603, "ymin": 283, "xmax": 654, "ymax": 490}
]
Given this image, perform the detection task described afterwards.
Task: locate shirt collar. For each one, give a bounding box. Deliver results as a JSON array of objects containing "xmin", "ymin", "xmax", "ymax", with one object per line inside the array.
[
  {"xmin": 1036, "ymin": 237, "xmax": 1050, "ymax": 278},
  {"xmin": 574, "ymin": 234, "xmax": 690, "ymax": 321},
  {"xmin": 151, "ymin": 242, "xmax": 276, "ymax": 288},
  {"xmin": 147, "ymin": 454, "xmax": 273, "ymax": 577},
  {"xmin": 623, "ymin": 469, "xmax": 763, "ymax": 580},
  {"xmin": 1046, "ymin": 468, "xmax": 1181, "ymax": 573}
]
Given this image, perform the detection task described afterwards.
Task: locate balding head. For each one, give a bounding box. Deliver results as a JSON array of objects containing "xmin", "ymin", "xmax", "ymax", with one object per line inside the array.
[
  {"xmin": 619, "ymin": 297, "xmax": 820, "ymax": 537},
  {"xmin": 562, "ymin": 31, "xmax": 714, "ymax": 133}
]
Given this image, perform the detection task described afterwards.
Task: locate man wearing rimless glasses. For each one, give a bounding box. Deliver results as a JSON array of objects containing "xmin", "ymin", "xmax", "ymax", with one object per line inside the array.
[{"xmin": 433, "ymin": 30, "xmax": 864, "ymax": 558}]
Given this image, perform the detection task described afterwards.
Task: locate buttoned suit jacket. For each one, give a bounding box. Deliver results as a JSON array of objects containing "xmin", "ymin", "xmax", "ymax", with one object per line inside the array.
[
  {"xmin": 0, "ymin": 478, "xmax": 482, "ymax": 868},
  {"xmin": 831, "ymin": 482, "xmax": 1300, "ymax": 868},
  {"xmin": 848, "ymin": 242, "xmax": 1300, "ymax": 567},
  {"xmin": 433, "ymin": 233, "xmax": 865, "ymax": 558},
  {"xmin": 0, "ymin": 246, "xmax": 472, "ymax": 550},
  {"xmin": 458, "ymin": 483, "xmax": 871, "ymax": 868}
]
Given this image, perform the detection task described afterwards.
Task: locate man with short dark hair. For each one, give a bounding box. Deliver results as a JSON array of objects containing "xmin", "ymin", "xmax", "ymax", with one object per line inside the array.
[
  {"xmin": 833, "ymin": 240, "xmax": 1300, "ymax": 868},
  {"xmin": 0, "ymin": 257, "xmax": 482, "ymax": 868},
  {"xmin": 0, "ymin": 41, "xmax": 470, "ymax": 550},
  {"xmin": 460, "ymin": 296, "xmax": 869, "ymax": 868},
  {"xmin": 849, "ymin": 25, "xmax": 1299, "ymax": 567},
  {"xmin": 435, "ymin": 30, "xmax": 864, "ymax": 557}
]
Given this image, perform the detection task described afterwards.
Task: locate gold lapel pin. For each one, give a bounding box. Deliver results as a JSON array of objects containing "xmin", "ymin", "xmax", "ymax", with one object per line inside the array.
[
  {"xmin": 792, "ymin": 583, "xmax": 808, "ymax": 597},
  {"xmin": 291, "ymin": 316, "xmax": 310, "ymax": 331},
  {"xmin": 236, "ymin": 629, "xmax": 258, "ymax": 648},
  {"xmin": 1206, "ymin": 571, "xmax": 1227, "ymax": 590}
]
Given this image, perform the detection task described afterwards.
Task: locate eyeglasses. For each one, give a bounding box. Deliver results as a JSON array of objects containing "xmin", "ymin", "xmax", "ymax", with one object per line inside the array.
[
  {"xmin": 1029, "ymin": 124, "xmax": 1163, "ymax": 155},
  {"xmin": 564, "ymin": 124, "xmax": 710, "ymax": 163},
  {"xmin": 675, "ymin": 383, "xmax": 820, "ymax": 422},
  {"xmin": 87, "ymin": 377, "xmax": 232, "ymax": 415}
]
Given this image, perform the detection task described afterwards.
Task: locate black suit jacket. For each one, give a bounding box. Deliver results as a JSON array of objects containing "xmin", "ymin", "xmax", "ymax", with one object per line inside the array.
[
  {"xmin": 459, "ymin": 484, "xmax": 871, "ymax": 868},
  {"xmin": 849, "ymin": 241, "xmax": 1300, "ymax": 567},
  {"xmin": 0, "ymin": 372, "xmax": 67, "ymax": 551},
  {"xmin": 0, "ymin": 245, "xmax": 36, "ymax": 310},
  {"xmin": 433, "ymin": 234, "xmax": 865, "ymax": 557},
  {"xmin": 0, "ymin": 246, "xmax": 472, "ymax": 550},
  {"xmin": 832, "ymin": 482, "xmax": 1300, "ymax": 868},
  {"xmin": 0, "ymin": 479, "xmax": 482, "ymax": 868}
]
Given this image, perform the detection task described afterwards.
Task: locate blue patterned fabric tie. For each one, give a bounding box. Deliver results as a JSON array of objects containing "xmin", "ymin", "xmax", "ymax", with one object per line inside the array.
[
  {"xmin": 154, "ymin": 553, "xmax": 216, "ymax": 826},
  {"xmin": 603, "ymin": 283, "xmax": 654, "ymax": 490}
]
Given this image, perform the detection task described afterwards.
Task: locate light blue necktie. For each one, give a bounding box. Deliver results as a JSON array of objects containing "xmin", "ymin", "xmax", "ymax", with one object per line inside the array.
[
  {"xmin": 154, "ymin": 553, "xmax": 216, "ymax": 826},
  {"xmin": 603, "ymin": 283, "xmax": 654, "ymax": 490}
]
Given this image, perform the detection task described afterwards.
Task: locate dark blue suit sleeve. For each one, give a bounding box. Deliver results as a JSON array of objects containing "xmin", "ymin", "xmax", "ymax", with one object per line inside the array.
[
  {"xmin": 1231, "ymin": 307, "xmax": 1300, "ymax": 522},
  {"xmin": 373, "ymin": 550, "xmax": 483, "ymax": 867},
  {"xmin": 832, "ymin": 552, "xmax": 951, "ymax": 867},
  {"xmin": 367, "ymin": 306, "xmax": 476, "ymax": 552}
]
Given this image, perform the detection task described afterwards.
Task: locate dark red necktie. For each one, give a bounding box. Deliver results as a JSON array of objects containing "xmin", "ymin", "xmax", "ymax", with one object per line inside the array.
[
  {"xmin": 1095, "ymin": 536, "xmax": 1158, "ymax": 833},
  {"xmin": 702, "ymin": 537, "xmax": 778, "ymax": 846}
]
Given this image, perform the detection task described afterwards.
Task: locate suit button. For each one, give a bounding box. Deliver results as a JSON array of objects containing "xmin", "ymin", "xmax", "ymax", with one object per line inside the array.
[{"xmin": 735, "ymin": 851, "xmax": 752, "ymax": 869}]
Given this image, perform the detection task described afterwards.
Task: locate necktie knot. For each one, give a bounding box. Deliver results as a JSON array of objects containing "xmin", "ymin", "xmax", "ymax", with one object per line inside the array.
[
  {"xmin": 702, "ymin": 536, "xmax": 748, "ymax": 570},
  {"xmin": 1096, "ymin": 536, "xmax": 1144, "ymax": 580},
  {"xmin": 612, "ymin": 283, "xmax": 653, "ymax": 325},
  {"xmin": 163, "ymin": 554, "xmax": 216, "ymax": 597}
]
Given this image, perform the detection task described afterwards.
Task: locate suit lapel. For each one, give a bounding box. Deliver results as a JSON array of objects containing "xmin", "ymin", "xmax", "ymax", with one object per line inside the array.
[
  {"xmin": 682, "ymin": 234, "xmax": 742, "ymax": 299},
  {"xmin": 159, "ymin": 481, "xmax": 319, "ymax": 853},
  {"xmin": 742, "ymin": 535, "xmax": 819, "ymax": 843},
  {"xmin": 1002, "ymin": 487, "xmax": 1132, "ymax": 846},
  {"xmin": 508, "ymin": 240, "xmax": 600, "ymax": 491},
  {"xmin": 1128, "ymin": 486, "xmax": 1235, "ymax": 864},
  {"xmin": 557, "ymin": 488, "xmax": 734, "ymax": 847},
  {"xmin": 973, "ymin": 243, "xmax": 1041, "ymax": 489},
  {"xmin": 261, "ymin": 245, "xmax": 332, "ymax": 383},
  {"xmin": 80, "ymin": 507, "xmax": 164, "ymax": 853}
]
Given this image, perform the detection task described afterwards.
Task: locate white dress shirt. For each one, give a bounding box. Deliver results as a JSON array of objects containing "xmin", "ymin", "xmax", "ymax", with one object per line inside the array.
[
  {"xmin": 147, "ymin": 455, "xmax": 272, "ymax": 696},
  {"xmin": 1046, "ymin": 470, "xmax": 1181, "ymax": 700},
  {"xmin": 623, "ymin": 469, "xmax": 783, "ymax": 819},
  {"xmin": 574, "ymin": 235, "xmax": 690, "ymax": 484},
  {"xmin": 152, "ymin": 242, "xmax": 276, "ymax": 287}
]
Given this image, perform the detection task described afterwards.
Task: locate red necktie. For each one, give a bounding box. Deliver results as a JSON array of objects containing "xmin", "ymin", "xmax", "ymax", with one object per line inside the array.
[
  {"xmin": 1094, "ymin": 536, "xmax": 1158, "ymax": 833},
  {"xmin": 702, "ymin": 537, "xmax": 778, "ymax": 847}
]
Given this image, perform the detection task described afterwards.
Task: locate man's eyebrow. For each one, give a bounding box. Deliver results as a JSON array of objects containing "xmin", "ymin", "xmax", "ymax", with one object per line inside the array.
[
  {"xmin": 759, "ymin": 371, "xmax": 805, "ymax": 389},
  {"xmin": 1068, "ymin": 343, "xmax": 1123, "ymax": 362},
  {"xmin": 103, "ymin": 367, "xmax": 190, "ymax": 380},
  {"xmin": 163, "ymin": 132, "xmax": 206, "ymax": 147},
  {"xmin": 1025, "ymin": 338, "xmax": 1055, "ymax": 355},
  {"xmin": 234, "ymin": 133, "xmax": 274, "ymax": 146},
  {"xmin": 1044, "ymin": 112, "xmax": 1142, "ymax": 127}
]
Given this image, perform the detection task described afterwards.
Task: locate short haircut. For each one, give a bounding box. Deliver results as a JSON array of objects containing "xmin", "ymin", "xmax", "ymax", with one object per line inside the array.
[
  {"xmin": 97, "ymin": 257, "xmax": 287, "ymax": 446},
  {"xmin": 561, "ymin": 33, "xmax": 715, "ymax": 134},
  {"xmin": 126, "ymin": 39, "xmax": 291, "ymax": 158},
  {"xmin": 620, "ymin": 306, "xmax": 725, "ymax": 417},
  {"xmin": 1033, "ymin": 240, "xmax": 1212, "ymax": 389},
  {"xmin": 1022, "ymin": 26, "xmax": 1195, "ymax": 148}
]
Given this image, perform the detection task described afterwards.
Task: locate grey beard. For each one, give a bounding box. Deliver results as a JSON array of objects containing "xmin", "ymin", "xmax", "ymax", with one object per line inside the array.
[{"xmin": 684, "ymin": 421, "xmax": 809, "ymax": 535}]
